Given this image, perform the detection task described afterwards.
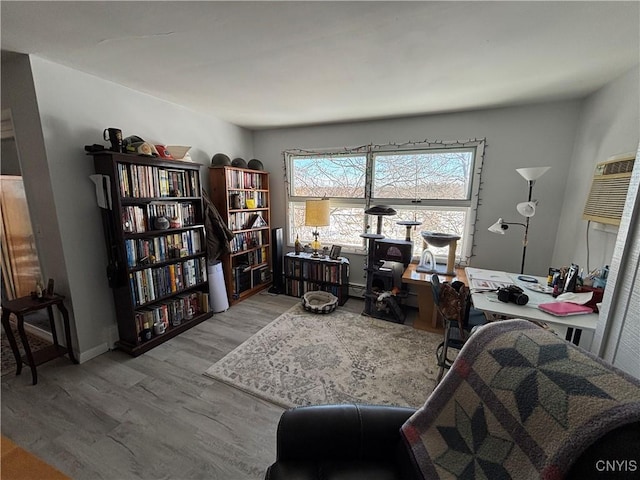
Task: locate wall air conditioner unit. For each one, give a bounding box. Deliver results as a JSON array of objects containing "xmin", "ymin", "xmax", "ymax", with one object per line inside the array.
[{"xmin": 583, "ymin": 152, "xmax": 636, "ymax": 226}]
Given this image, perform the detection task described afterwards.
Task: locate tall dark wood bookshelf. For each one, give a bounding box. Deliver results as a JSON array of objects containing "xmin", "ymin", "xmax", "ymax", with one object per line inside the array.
[
  {"xmin": 93, "ymin": 152, "xmax": 213, "ymax": 356},
  {"xmin": 208, "ymin": 165, "xmax": 272, "ymax": 304}
]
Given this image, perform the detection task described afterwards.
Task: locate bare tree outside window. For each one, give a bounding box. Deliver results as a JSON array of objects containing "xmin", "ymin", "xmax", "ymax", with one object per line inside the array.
[{"xmin": 286, "ymin": 142, "xmax": 483, "ymax": 264}]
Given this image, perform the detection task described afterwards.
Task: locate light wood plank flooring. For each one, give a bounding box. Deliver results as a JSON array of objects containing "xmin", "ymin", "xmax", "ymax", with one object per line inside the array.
[{"xmin": 2, "ymin": 293, "xmax": 411, "ymax": 479}]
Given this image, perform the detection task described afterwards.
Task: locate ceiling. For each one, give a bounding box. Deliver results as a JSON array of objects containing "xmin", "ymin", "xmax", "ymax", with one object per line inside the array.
[{"xmin": 1, "ymin": 1, "xmax": 639, "ymax": 130}]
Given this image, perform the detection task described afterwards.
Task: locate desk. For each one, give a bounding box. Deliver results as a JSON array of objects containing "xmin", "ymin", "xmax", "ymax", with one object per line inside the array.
[
  {"xmin": 402, "ymin": 264, "xmax": 467, "ymax": 332},
  {"xmin": 465, "ymin": 267, "xmax": 598, "ymax": 347},
  {"xmin": 1, "ymin": 294, "xmax": 78, "ymax": 384}
]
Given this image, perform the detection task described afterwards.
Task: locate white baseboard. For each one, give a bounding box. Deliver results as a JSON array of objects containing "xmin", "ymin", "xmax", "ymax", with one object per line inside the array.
[{"xmin": 77, "ymin": 342, "xmax": 110, "ymax": 364}]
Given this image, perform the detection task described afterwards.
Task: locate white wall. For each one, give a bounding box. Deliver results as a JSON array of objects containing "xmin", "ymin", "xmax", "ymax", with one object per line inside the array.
[
  {"xmin": 561, "ymin": 65, "xmax": 639, "ymax": 377},
  {"xmin": 552, "ymin": 66, "xmax": 640, "ymax": 271},
  {"xmin": 2, "ymin": 54, "xmax": 254, "ymax": 361},
  {"xmin": 253, "ymin": 101, "xmax": 582, "ymax": 283}
]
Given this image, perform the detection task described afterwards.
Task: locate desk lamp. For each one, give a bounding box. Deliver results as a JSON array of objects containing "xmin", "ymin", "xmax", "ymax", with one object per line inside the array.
[
  {"xmin": 488, "ymin": 166, "xmax": 550, "ymax": 274},
  {"xmin": 305, "ymin": 198, "xmax": 330, "ymax": 257}
]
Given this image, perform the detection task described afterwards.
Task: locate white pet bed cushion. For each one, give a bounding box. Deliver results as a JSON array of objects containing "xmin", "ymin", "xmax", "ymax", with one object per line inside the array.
[{"xmin": 302, "ymin": 291, "xmax": 338, "ymax": 314}]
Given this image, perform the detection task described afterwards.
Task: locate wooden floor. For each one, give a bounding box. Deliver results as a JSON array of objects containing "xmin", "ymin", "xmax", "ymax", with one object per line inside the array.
[{"xmin": 1, "ymin": 293, "xmax": 414, "ymax": 479}]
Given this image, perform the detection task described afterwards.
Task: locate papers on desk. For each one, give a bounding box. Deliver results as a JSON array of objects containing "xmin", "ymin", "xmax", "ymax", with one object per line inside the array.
[
  {"xmin": 466, "ymin": 268, "xmax": 513, "ymax": 291},
  {"xmin": 470, "ymin": 279, "xmax": 512, "ymax": 291},
  {"xmin": 556, "ymin": 291, "xmax": 593, "ymax": 304}
]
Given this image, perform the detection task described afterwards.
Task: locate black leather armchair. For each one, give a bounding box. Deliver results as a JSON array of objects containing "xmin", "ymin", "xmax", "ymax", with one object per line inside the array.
[{"xmin": 265, "ymin": 404, "xmax": 420, "ymax": 480}]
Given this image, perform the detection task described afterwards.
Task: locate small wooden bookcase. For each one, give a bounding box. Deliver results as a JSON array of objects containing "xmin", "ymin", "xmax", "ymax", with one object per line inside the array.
[
  {"xmin": 208, "ymin": 165, "xmax": 272, "ymax": 304},
  {"xmin": 283, "ymin": 252, "xmax": 350, "ymax": 305}
]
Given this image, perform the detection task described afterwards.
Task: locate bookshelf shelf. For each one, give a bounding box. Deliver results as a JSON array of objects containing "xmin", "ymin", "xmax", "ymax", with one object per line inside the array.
[
  {"xmin": 283, "ymin": 252, "xmax": 350, "ymax": 306},
  {"xmin": 92, "ymin": 152, "xmax": 213, "ymax": 356},
  {"xmin": 208, "ymin": 165, "xmax": 272, "ymax": 304}
]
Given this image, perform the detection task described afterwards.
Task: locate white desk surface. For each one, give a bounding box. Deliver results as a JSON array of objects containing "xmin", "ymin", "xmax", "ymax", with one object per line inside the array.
[{"xmin": 465, "ymin": 267, "xmax": 599, "ymax": 331}]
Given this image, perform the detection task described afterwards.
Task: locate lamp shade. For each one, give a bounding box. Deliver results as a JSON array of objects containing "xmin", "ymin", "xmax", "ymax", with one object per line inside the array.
[
  {"xmin": 305, "ymin": 199, "xmax": 330, "ymax": 227},
  {"xmin": 516, "ymin": 166, "xmax": 551, "ymax": 182},
  {"xmin": 516, "ymin": 201, "xmax": 537, "ymax": 217},
  {"xmin": 488, "ymin": 218, "xmax": 506, "ymax": 234}
]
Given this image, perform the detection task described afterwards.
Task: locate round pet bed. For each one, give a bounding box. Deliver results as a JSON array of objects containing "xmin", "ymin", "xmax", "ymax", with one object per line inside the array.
[{"xmin": 302, "ymin": 291, "xmax": 338, "ymax": 314}]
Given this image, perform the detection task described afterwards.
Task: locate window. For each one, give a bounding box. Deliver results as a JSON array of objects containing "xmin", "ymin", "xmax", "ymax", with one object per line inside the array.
[{"xmin": 285, "ymin": 140, "xmax": 484, "ymax": 264}]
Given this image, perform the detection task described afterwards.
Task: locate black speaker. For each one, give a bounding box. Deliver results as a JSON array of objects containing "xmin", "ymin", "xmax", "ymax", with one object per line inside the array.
[{"xmin": 269, "ymin": 227, "xmax": 284, "ymax": 294}]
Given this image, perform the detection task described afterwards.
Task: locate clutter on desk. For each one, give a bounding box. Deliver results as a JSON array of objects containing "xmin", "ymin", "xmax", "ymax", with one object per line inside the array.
[
  {"xmin": 517, "ymin": 275, "xmax": 538, "ymax": 283},
  {"xmin": 548, "ymin": 263, "xmax": 580, "ymax": 297},
  {"xmin": 556, "ymin": 291, "xmax": 593, "ymax": 304},
  {"xmin": 548, "ymin": 263, "xmax": 607, "ymax": 312},
  {"xmin": 592, "ymin": 265, "xmax": 609, "ymax": 289},
  {"xmin": 522, "ymin": 283, "xmax": 554, "ymax": 294}
]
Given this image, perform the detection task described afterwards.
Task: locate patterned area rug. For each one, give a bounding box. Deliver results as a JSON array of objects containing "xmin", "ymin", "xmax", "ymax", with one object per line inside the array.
[
  {"xmin": 1, "ymin": 320, "xmax": 52, "ymax": 377},
  {"xmin": 204, "ymin": 303, "xmax": 443, "ymax": 409}
]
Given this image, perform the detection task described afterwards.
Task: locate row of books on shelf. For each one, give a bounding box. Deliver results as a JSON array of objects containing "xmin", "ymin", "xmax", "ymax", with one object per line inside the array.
[
  {"xmin": 285, "ymin": 259, "xmax": 348, "ymax": 284},
  {"xmin": 125, "ymin": 229, "xmax": 203, "ymax": 268},
  {"xmin": 225, "ymin": 169, "xmax": 265, "ymax": 190},
  {"xmin": 117, "ymin": 162, "xmax": 201, "ymax": 198},
  {"xmin": 134, "ymin": 291, "xmax": 209, "ymax": 343},
  {"xmin": 228, "ymin": 212, "xmax": 268, "ymax": 231},
  {"xmin": 230, "ymin": 230, "xmax": 268, "ymax": 253},
  {"xmin": 122, "ymin": 202, "xmax": 196, "ymax": 233},
  {"xmin": 284, "ymin": 281, "xmax": 345, "ymax": 300},
  {"xmin": 129, "ymin": 257, "xmax": 207, "ymax": 306},
  {"xmin": 148, "ymin": 202, "xmax": 196, "ymax": 225}
]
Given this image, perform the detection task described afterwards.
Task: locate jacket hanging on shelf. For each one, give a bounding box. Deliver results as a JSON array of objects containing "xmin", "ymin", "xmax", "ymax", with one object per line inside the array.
[{"xmin": 202, "ymin": 190, "xmax": 234, "ymax": 262}]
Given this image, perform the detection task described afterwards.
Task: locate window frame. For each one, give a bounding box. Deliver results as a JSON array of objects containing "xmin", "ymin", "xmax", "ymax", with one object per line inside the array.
[{"xmin": 284, "ymin": 140, "xmax": 485, "ymax": 265}]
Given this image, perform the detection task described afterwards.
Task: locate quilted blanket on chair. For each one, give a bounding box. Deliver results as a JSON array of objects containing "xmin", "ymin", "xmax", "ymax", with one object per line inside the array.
[{"xmin": 401, "ymin": 319, "xmax": 640, "ymax": 479}]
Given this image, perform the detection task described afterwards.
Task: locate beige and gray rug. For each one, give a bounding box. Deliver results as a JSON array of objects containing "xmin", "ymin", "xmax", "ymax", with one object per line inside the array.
[{"xmin": 204, "ymin": 303, "xmax": 443, "ymax": 409}]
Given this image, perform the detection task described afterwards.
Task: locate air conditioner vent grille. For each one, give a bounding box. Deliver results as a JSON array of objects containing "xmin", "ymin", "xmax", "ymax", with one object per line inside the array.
[
  {"xmin": 603, "ymin": 158, "xmax": 634, "ymax": 175},
  {"xmin": 583, "ymin": 154, "xmax": 635, "ymax": 226}
]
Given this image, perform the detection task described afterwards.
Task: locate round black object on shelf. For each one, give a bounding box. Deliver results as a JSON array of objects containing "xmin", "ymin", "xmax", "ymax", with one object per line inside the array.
[
  {"xmin": 248, "ymin": 158, "xmax": 264, "ymax": 171},
  {"xmin": 231, "ymin": 157, "xmax": 248, "ymax": 168},
  {"xmin": 211, "ymin": 153, "xmax": 231, "ymax": 167}
]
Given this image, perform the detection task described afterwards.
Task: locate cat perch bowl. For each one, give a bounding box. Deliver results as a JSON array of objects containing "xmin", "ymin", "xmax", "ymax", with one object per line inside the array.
[
  {"xmin": 420, "ymin": 232, "xmax": 460, "ymax": 248},
  {"xmin": 416, "ymin": 232, "xmax": 461, "ymax": 275}
]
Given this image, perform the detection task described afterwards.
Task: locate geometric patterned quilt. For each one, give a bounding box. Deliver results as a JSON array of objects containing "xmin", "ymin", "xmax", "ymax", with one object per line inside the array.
[{"xmin": 401, "ymin": 320, "xmax": 640, "ymax": 479}]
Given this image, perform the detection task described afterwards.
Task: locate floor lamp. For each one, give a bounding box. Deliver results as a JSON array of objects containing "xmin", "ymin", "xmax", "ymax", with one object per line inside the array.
[{"xmin": 488, "ymin": 166, "xmax": 550, "ymax": 274}]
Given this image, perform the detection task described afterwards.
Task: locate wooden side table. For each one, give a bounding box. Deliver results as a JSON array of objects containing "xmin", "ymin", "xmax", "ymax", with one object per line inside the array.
[
  {"xmin": 401, "ymin": 264, "xmax": 467, "ymax": 332},
  {"xmin": 1, "ymin": 294, "xmax": 78, "ymax": 385}
]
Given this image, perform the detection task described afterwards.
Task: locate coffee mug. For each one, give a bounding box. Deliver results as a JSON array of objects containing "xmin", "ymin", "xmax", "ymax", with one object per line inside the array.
[
  {"xmin": 103, "ymin": 128, "xmax": 123, "ymax": 152},
  {"xmin": 154, "ymin": 322, "xmax": 166, "ymax": 335},
  {"xmin": 142, "ymin": 328, "xmax": 152, "ymax": 341}
]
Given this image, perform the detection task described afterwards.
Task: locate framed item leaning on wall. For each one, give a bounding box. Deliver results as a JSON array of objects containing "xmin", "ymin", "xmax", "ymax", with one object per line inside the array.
[{"xmin": 329, "ymin": 245, "xmax": 342, "ymax": 260}]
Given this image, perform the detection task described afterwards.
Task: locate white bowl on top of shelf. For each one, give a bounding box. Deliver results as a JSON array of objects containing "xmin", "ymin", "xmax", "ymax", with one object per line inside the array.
[{"xmin": 166, "ymin": 145, "xmax": 191, "ymax": 160}]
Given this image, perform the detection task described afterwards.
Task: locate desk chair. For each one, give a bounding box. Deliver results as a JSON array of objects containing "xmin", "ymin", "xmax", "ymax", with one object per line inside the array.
[{"xmin": 431, "ymin": 274, "xmax": 487, "ymax": 384}]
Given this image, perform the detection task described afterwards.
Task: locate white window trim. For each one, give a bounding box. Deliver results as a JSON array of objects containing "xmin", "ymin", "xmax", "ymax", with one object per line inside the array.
[{"xmin": 283, "ymin": 139, "xmax": 486, "ymax": 265}]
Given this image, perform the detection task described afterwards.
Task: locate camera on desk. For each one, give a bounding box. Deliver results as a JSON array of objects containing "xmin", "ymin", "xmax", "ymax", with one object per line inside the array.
[{"xmin": 497, "ymin": 285, "xmax": 529, "ymax": 306}]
